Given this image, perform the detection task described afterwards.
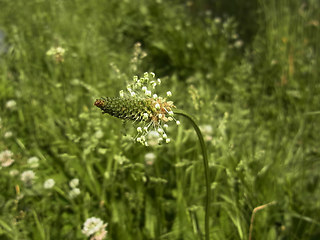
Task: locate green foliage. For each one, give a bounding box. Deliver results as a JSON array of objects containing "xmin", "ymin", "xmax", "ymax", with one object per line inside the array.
[{"xmin": 0, "ymin": 0, "xmax": 319, "ymax": 239}]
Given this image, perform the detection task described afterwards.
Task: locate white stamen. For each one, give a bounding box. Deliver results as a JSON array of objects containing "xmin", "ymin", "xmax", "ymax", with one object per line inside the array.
[
  {"xmin": 166, "ymin": 91, "xmax": 172, "ymax": 97},
  {"xmin": 155, "ymin": 103, "xmax": 160, "ymax": 109},
  {"xmin": 143, "ymin": 113, "xmax": 149, "ymax": 119},
  {"xmin": 176, "ymin": 120, "xmax": 180, "ymax": 125},
  {"xmin": 166, "ymin": 138, "xmax": 171, "ymax": 143},
  {"xmin": 145, "ymin": 90, "xmax": 151, "ymax": 96}
]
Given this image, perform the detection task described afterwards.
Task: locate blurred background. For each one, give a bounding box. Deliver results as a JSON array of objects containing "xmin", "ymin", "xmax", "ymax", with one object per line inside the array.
[{"xmin": 0, "ymin": 0, "xmax": 319, "ymax": 239}]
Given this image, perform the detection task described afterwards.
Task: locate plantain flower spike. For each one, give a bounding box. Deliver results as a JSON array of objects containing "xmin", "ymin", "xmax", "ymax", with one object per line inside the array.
[{"xmin": 94, "ymin": 72, "xmax": 180, "ymax": 146}]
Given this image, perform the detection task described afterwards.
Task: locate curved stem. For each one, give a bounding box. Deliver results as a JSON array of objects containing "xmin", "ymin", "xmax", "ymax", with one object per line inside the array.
[{"xmin": 174, "ymin": 109, "xmax": 210, "ymax": 240}]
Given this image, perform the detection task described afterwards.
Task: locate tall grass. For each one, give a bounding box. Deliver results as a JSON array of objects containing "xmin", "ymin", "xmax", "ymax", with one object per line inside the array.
[{"xmin": 0, "ymin": 0, "xmax": 319, "ymax": 239}]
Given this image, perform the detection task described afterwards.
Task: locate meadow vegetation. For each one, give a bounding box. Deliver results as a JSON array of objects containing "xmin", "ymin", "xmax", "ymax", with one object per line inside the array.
[{"xmin": 0, "ymin": 0, "xmax": 319, "ymax": 239}]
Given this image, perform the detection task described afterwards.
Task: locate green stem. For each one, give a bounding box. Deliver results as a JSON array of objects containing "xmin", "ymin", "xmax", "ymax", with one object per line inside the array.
[{"xmin": 174, "ymin": 109, "xmax": 210, "ymax": 240}]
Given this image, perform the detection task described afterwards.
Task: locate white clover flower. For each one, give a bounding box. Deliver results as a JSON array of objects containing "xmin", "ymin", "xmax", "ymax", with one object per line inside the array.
[
  {"xmin": 20, "ymin": 170, "xmax": 36, "ymax": 185},
  {"xmin": 5, "ymin": 100, "xmax": 17, "ymax": 110},
  {"xmin": 4, "ymin": 131, "xmax": 13, "ymax": 138},
  {"xmin": 0, "ymin": 150, "xmax": 14, "ymax": 167},
  {"xmin": 146, "ymin": 131, "xmax": 161, "ymax": 146},
  {"xmin": 69, "ymin": 187, "xmax": 81, "ymax": 198},
  {"xmin": 234, "ymin": 40, "xmax": 243, "ymax": 48},
  {"xmin": 46, "ymin": 46, "xmax": 66, "ymax": 62},
  {"xmin": 95, "ymin": 129, "xmax": 104, "ymax": 139},
  {"xmin": 69, "ymin": 178, "xmax": 79, "ymax": 188},
  {"xmin": 144, "ymin": 152, "xmax": 156, "ymax": 165},
  {"xmin": 9, "ymin": 169, "xmax": 19, "ymax": 176},
  {"xmin": 82, "ymin": 217, "xmax": 107, "ymax": 237},
  {"xmin": 94, "ymin": 72, "xmax": 180, "ymax": 146},
  {"xmin": 44, "ymin": 179, "xmax": 55, "ymax": 189},
  {"xmin": 27, "ymin": 156, "xmax": 39, "ymax": 168}
]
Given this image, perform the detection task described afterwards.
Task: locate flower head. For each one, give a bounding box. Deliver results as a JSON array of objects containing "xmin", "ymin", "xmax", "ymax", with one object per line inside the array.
[
  {"xmin": 0, "ymin": 150, "xmax": 14, "ymax": 167},
  {"xmin": 27, "ymin": 156, "xmax": 39, "ymax": 168},
  {"xmin": 145, "ymin": 152, "xmax": 156, "ymax": 165},
  {"xmin": 20, "ymin": 170, "xmax": 36, "ymax": 185},
  {"xmin": 46, "ymin": 46, "xmax": 66, "ymax": 63},
  {"xmin": 69, "ymin": 187, "xmax": 81, "ymax": 198},
  {"xmin": 44, "ymin": 178, "xmax": 55, "ymax": 189},
  {"xmin": 82, "ymin": 217, "xmax": 108, "ymax": 239},
  {"xmin": 5, "ymin": 100, "xmax": 17, "ymax": 110},
  {"xmin": 95, "ymin": 72, "xmax": 179, "ymax": 145},
  {"xmin": 4, "ymin": 131, "xmax": 13, "ymax": 138},
  {"xmin": 69, "ymin": 178, "xmax": 79, "ymax": 188}
]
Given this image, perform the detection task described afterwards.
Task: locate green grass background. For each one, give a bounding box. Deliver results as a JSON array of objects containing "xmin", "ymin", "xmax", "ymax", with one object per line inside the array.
[{"xmin": 0, "ymin": 0, "xmax": 319, "ymax": 239}]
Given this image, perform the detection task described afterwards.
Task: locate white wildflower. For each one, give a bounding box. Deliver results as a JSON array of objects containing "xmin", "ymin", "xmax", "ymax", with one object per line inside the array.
[
  {"xmin": 82, "ymin": 217, "xmax": 108, "ymax": 238},
  {"xmin": 234, "ymin": 40, "xmax": 243, "ymax": 48},
  {"xmin": 27, "ymin": 156, "xmax": 39, "ymax": 168},
  {"xmin": 69, "ymin": 187, "xmax": 81, "ymax": 198},
  {"xmin": 0, "ymin": 150, "xmax": 14, "ymax": 167},
  {"xmin": 4, "ymin": 131, "xmax": 13, "ymax": 138},
  {"xmin": 5, "ymin": 100, "xmax": 17, "ymax": 110},
  {"xmin": 9, "ymin": 169, "xmax": 19, "ymax": 176},
  {"xmin": 44, "ymin": 179, "xmax": 55, "ymax": 189},
  {"xmin": 145, "ymin": 152, "xmax": 156, "ymax": 166},
  {"xmin": 146, "ymin": 131, "xmax": 161, "ymax": 146},
  {"xmin": 69, "ymin": 178, "xmax": 79, "ymax": 188},
  {"xmin": 20, "ymin": 170, "xmax": 36, "ymax": 185},
  {"xmin": 94, "ymin": 130, "xmax": 104, "ymax": 139}
]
